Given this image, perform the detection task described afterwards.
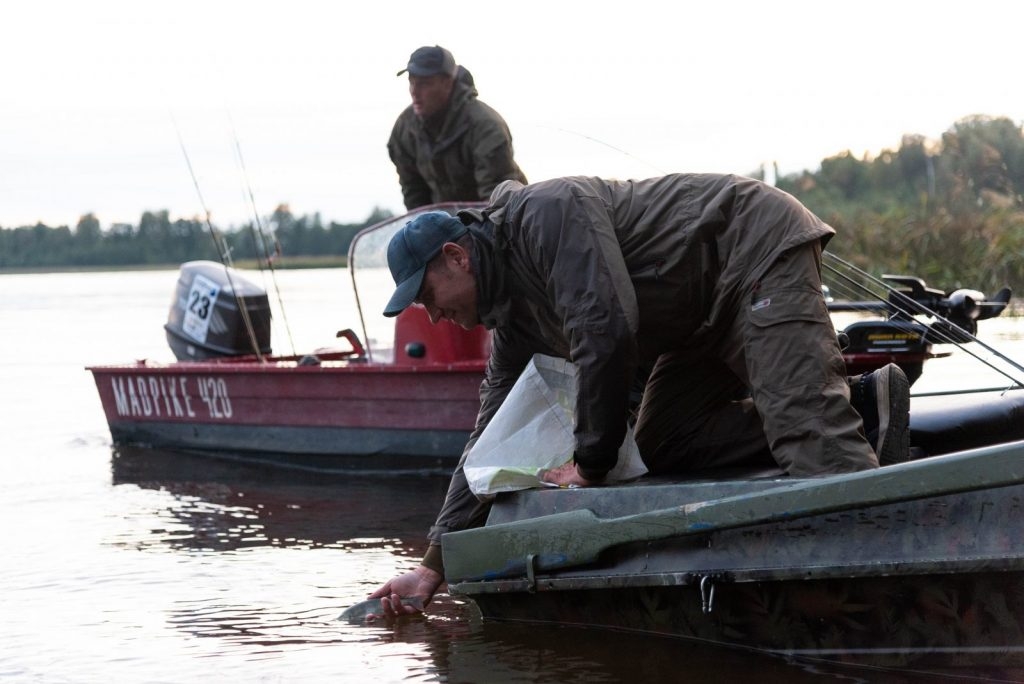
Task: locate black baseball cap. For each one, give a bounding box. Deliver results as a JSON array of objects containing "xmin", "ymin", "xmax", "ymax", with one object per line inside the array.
[{"xmin": 396, "ymin": 45, "xmax": 457, "ymax": 78}]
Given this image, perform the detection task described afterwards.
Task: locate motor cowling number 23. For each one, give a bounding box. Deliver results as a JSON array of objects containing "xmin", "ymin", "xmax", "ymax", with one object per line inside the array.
[{"xmin": 182, "ymin": 274, "xmax": 221, "ymax": 343}]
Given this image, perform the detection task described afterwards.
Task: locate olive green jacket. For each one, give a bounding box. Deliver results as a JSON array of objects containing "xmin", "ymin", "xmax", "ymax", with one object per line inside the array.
[
  {"xmin": 427, "ymin": 174, "xmax": 834, "ymax": 558},
  {"xmin": 387, "ymin": 68, "xmax": 527, "ymax": 210}
]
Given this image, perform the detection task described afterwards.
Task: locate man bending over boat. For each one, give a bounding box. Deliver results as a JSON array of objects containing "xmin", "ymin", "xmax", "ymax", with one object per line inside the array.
[{"xmin": 367, "ymin": 173, "xmax": 911, "ymax": 618}]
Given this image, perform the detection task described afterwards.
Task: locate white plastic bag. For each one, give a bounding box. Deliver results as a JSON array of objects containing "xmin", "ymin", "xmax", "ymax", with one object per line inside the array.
[{"xmin": 464, "ymin": 354, "xmax": 648, "ymax": 496}]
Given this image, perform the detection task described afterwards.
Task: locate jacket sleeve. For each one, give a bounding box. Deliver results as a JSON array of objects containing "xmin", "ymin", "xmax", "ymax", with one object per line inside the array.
[
  {"xmin": 513, "ymin": 181, "xmax": 639, "ymax": 480},
  {"xmin": 427, "ymin": 328, "xmax": 532, "ymax": 547},
  {"xmin": 469, "ymin": 112, "xmax": 525, "ymax": 201},
  {"xmin": 387, "ymin": 115, "xmax": 433, "ymax": 210}
]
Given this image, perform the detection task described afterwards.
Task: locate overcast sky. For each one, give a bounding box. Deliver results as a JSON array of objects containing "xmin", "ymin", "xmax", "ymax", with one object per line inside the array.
[{"xmin": 3, "ymin": 0, "xmax": 1022, "ymax": 230}]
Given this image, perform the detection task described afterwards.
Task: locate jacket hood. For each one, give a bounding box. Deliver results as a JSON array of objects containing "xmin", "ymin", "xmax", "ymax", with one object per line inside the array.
[
  {"xmin": 483, "ymin": 179, "xmax": 526, "ymax": 225},
  {"xmin": 419, "ymin": 66, "xmax": 480, "ymax": 149},
  {"xmin": 447, "ymin": 66, "xmax": 479, "ymax": 112}
]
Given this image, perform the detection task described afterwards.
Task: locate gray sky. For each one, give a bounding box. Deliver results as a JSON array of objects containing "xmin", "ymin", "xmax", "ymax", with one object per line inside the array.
[{"xmin": 3, "ymin": 0, "xmax": 1022, "ymax": 230}]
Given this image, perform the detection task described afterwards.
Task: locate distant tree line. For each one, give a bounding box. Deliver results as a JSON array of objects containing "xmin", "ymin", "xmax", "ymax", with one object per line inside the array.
[
  {"xmin": 3, "ymin": 115, "xmax": 1024, "ymax": 294},
  {"xmin": 765, "ymin": 115, "xmax": 1024, "ymax": 295},
  {"xmin": 0, "ymin": 204, "xmax": 394, "ymax": 269}
]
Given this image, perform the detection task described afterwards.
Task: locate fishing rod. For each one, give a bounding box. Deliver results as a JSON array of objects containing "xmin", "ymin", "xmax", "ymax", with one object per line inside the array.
[
  {"xmin": 822, "ymin": 251, "xmax": 1024, "ymax": 388},
  {"xmin": 528, "ymin": 124, "xmax": 668, "ymax": 175},
  {"xmin": 228, "ymin": 113, "xmax": 297, "ymax": 357},
  {"xmin": 171, "ymin": 112, "xmax": 265, "ymax": 363}
]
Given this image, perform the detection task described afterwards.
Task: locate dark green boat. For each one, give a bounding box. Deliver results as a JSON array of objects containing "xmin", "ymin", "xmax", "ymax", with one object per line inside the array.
[{"xmin": 444, "ymin": 383, "xmax": 1024, "ymax": 677}]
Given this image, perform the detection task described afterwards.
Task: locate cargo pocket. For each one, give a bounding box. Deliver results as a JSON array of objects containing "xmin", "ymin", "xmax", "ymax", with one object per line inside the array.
[
  {"xmin": 745, "ymin": 286, "xmax": 840, "ymax": 393},
  {"xmin": 748, "ymin": 287, "xmax": 828, "ymax": 327}
]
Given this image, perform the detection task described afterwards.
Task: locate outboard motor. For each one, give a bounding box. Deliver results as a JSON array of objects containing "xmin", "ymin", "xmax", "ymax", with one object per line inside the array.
[
  {"xmin": 165, "ymin": 261, "xmax": 272, "ymax": 361},
  {"xmin": 932, "ymin": 286, "xmax": 1012, "ymax": 339},
  {"xmin": 839, "ymin": 319, "xmax": 932, "ymax": 385},
  {"xmin": 831, "ymin": 273, "xmax": 1013, "ymax": 385},
  {"xmin": 884, "ymin": 275, "xmax": 1012, "ymax": 338}
]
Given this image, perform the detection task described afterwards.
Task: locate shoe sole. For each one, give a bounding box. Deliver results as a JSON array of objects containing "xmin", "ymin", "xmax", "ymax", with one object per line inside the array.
[{"xmin": 876, "ymin": 365, "xmax": 911, "ymax": 466}]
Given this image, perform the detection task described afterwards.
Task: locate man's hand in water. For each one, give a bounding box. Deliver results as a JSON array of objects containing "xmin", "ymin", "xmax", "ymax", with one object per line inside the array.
[{"xmin": 366, "ymin": 566, "xmax": 444, "ymax": 620}]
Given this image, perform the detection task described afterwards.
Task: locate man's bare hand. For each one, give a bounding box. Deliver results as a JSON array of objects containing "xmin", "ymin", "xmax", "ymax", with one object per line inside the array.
[
  {"xmin": 539, "ymin": 461, "xmax": 601, "ymax": 488},
  {"xmin": 363, "ymin": 566, "xmax": 444, "ymax": 622}
]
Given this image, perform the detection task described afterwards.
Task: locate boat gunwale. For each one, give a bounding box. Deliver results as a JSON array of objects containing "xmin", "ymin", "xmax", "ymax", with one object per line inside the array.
[
  {"xmin": 450, "ymin": 554, "xmax": 1024, "ymax": 596},
  {"xmin": 85, "ymin": 359, "xmax": 488, "ymax": 374}
]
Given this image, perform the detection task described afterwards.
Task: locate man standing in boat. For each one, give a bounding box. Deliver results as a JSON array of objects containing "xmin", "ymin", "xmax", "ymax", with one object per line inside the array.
[
  {"xmin": 369, "ymin": 173, "xmax": 911, "ymax": 617},
  {"xmin": 388, "ymin": 45, "xmax": 528, "ymax": 209}
]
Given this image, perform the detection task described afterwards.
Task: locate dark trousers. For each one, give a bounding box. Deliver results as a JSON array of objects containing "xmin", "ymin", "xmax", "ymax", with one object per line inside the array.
[{"xmin": 634, "ymin": 242, "xmax": 878, "ymax": 477}]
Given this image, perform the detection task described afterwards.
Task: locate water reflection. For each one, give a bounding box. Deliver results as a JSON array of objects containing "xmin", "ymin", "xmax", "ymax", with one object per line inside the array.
[
  {"xmin": 108, "ymin": 445, "xmax": 449, "ymax": 554},
  {"xmin": 101, "ymin": 444, "xmax": 470, "ymax": 677},
  {"xmin": 380, "ymin": 615, "xmax": 951, "ymax": 684}
]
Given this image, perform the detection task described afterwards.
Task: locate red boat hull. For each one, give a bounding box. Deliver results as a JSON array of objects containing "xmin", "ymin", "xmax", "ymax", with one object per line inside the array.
[
  {"xmin": 89, "ymin": 349, "xmax": 905, "ymax": 469},
  {"xmin": 88, "ymin": 358, "xmax": 486, "ymax": 470}
]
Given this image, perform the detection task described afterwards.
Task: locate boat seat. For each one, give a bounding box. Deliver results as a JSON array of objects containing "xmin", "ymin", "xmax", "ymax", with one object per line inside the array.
[{"xmin": 393, "ymin": 305, "xmax": 490, "ymax": 364}]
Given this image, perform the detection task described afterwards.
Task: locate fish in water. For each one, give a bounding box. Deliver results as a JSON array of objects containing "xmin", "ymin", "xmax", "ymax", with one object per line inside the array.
[{"xmin": 337, "ymin": 596, "xmax": 425, "ymax": 623}]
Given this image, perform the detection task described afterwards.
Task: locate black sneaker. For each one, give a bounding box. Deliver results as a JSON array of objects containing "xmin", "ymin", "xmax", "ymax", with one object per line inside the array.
[{"xmin": 848, "ymin": 363, "xmax": 911, "ymax": 466}]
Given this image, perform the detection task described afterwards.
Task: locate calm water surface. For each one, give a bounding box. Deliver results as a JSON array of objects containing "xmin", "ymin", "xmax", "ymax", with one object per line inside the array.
[{"xmin": 2, "ymin": 268, "xmax": 1022, "ymax": 683}]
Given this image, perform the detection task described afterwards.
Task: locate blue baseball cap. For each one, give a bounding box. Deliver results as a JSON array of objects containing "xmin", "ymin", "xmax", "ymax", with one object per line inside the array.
[{"xmin": 383, "ymin": 211, "xmax": 469, "ymax": 317}]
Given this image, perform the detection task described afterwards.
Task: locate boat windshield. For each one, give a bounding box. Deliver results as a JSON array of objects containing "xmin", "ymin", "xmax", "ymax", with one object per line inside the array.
[{"xmin": 348, "ymin": 202, "xmax": 485, "ymax": 362}]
